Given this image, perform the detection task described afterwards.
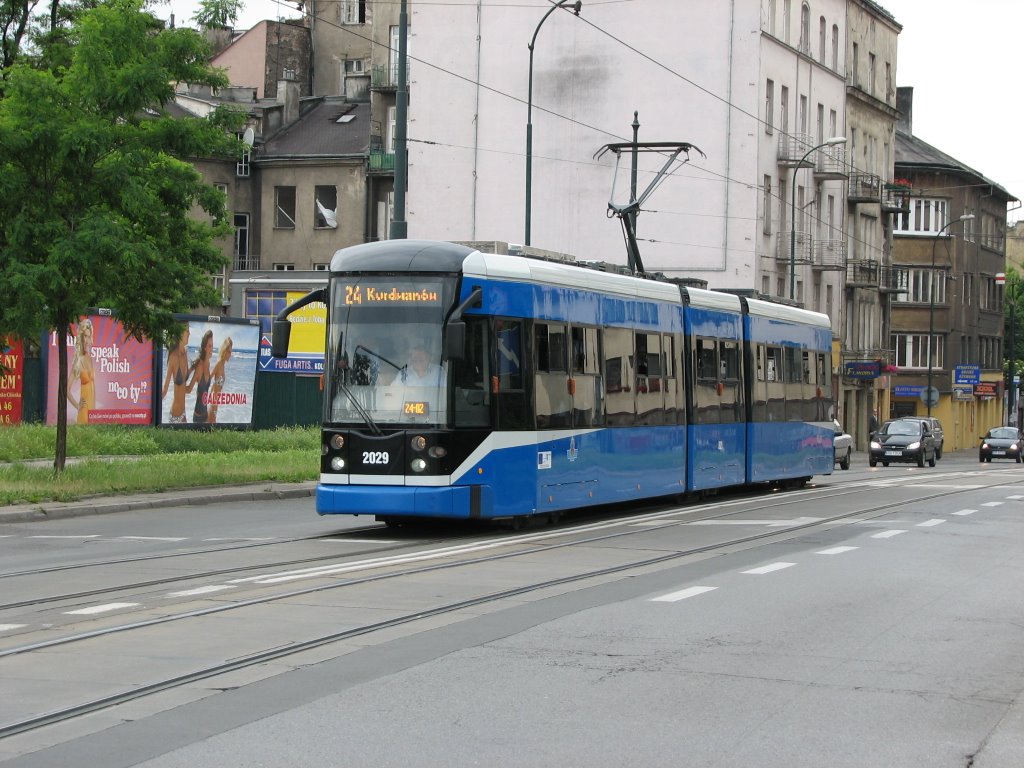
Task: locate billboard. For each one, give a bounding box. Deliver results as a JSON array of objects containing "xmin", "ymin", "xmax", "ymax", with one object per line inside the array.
[
  {"xmin": 258, "ymin": 290, "xmax": 326, "ymax": 374},
  {"xmin": 159, "ymin": 316, "xmax": 260, "ymax": 426},
  {"xmin": 0, "ymin": 337, "xmax": 24, "ymax": 425},
  {"xmin": 46, "ymin": 314, "xmax": 155, "ymax": 425}
]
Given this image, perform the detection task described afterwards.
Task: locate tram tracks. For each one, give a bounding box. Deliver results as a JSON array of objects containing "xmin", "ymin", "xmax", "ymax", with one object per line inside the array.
[{"xmin": 0, "ymin": 476, "xmax": 999, "ymax": 740}]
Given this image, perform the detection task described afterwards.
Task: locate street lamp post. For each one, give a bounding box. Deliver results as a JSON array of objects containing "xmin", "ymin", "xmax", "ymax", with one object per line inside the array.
[
  {"xmin": 789, "ymin": 136, "xmax": 846, "ymax": 301},
  {"xmin": 525, "ymin": 0, "xmax": 581, "ymax": 247},
  {"xmin": 926, "ymin": 213, "xmax": 974, "ymax": 417}
]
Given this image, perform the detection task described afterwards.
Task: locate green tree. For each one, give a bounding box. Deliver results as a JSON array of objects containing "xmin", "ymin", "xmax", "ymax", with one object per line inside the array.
[
  {"xmin": 191, "ymin": 0, "xmax": 242, "ymax": 29},
  {"xmin": 0, "ymin": 0, "xmax": 244, "ymax": 470}
]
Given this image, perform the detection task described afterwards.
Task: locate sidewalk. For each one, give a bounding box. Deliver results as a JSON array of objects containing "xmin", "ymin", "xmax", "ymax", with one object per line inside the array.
[{"xmin": 0, "ymin": 481, "xmax": 317, "ymax": 524}]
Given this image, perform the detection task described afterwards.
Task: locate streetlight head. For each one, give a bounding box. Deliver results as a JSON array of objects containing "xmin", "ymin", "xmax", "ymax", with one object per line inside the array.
[
  {"xmin": 959, "ymin": 214, "xmax": 976, "ymax": 221},
  {"xmin": 573, "ymin": 1, "xmax": 582, "ymax": 14},
  {"xmin": 825, "ymin": 136, "xmax": 847, "ymax": 146}
]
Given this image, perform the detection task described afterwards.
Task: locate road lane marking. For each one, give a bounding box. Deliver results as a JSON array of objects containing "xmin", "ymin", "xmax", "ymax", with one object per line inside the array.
[
  {"xmin": 320, "ymin": 538, "xmax": 400, "ymax": 544},
  {"xmin": 686, "ymin": 517, "xmax": 822, "ymax": 527},
  {"xmin": 982, "ymin": 501, "xmax": 1004, "ymax": 507},
  {"xmin": 816, "ymin": 546, "xmax": 858, "ymax": 555},
  {"xmin": 954, "ymin": 509, "xmax": 977, "ymax": 516},
  {"xmin": 650, "ymin": 586, "xmax": 717, "ymax": 602},
  {"xmin": 871, "ymin": 530, "xmax": 907, "ymax": 539},
  {"xmin": 166, "ymin": 585, "xmax": 236, "ymax": 597},
  {"xmin": 28, "ymin": 535, "xmax": 100, "ymax": 539},
  {"xmin": 1007, "ymin": 495, "xmax": 1024, "ymax": 500},
  {"xmin": 117, "ymin": 536, "xmax": 188, "ymax": 542},
  {"xmin": 0, "ymin": 624, "xmax": 27, "ymax": 632},
  {"xmin": 203, "ymin": 537, "xmax": 275, "ymax": 542},
  {"xmin": 65, "ymin": 602, "xmax": 139, "ymax": 615},
  {"xmin": 917, "ymin": 519, "xmax": 945, "ymax": 527},
  {"xmin": 742, "ymin": 562, "xmax": 796, "ymax": 575}
]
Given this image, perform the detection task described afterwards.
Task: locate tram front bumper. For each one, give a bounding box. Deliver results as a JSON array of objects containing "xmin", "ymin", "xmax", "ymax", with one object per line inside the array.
[{"xmin": 316, "ymin": 483, "xmax": 489, "ymax": 519}]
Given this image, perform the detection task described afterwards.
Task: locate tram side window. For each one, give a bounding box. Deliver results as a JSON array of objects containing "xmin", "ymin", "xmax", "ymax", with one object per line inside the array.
[
  {"xmin": 571, "ymin": 326, "xmax": 604, "ymax": 428},
  {"xmin": 604, "ymin": 327, "xmax": 634, "ymax": 426},
  {"xmin": 696, "ymin": 338, "xmax": 717, "ymax": 380},
  {"xmin": 719, "ymin": 340, "xmax": 741, "ymax": 424},
  {"xmin": 664, "ymin": 334, "xmax": 683, "ymax": 423},
  {"xmin": 694, "ymin": 337, "xmax": 720, "ymax": 425},
  {"xmin": 765, "ymin": 345, "xmax": 785, "ymax": 422},
  {"xmin": 452, "ymin": 318, "xmax": 489, "ymax": 427},
  {"xmin": 785, "ymin": 346, "xmax": 803, "ymax": 421},
  {"xmin": 636, "ymin": 332, "xmax": 665, "ymax": 425},
  {"xmin": 495, "ymin": 319, "xmax": 529, "ymax": 429},
  {"xmin": 535, "ymin": 322, "xmax": 570, "ymax": 428},
  {"xmin": 752, "ymin": 344, "xmax": 769, "ymax": 422}
]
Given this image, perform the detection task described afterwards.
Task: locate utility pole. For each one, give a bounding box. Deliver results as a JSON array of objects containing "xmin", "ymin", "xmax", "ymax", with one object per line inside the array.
[{"xmin": 389, "ymin": 0, "xmax": 408, "ymax": 240}]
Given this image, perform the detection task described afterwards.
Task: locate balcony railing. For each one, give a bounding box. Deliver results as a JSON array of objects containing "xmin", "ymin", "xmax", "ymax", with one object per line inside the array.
[
  {"xmin": 776, "ymin": 230, "xmax": 812, "ymax": 264},
  {"xmin": 814, "ymin": 144, "xmax": 848, "ymax": 179},
  {"xmin": 848, "ymin": 172, "xmax": 881, "ymax": 203},
  {"xmin": 232, "ymin": 254, "xmax": 260, "ymax": 271},
  {"xmin": 371, "ymin": 63, "xmax": 411, "ymax": 90},
  {"xmin": 776, "ymin": 133, "xmax": 815, "ymax": 166},
  {"xmin": 881, "ymin": 184, "xmax": 911, "ymax": 213},
  {"xmin": 369, "ymin": 150, "xmax": 395, "ymax": 172},
  {"xmin": 846, "ymin": 259, "xmax": 878, "ymax": 288},
  {"xmin": 812, "ymin": 239, "xmax": 846, "ymax": 270}
]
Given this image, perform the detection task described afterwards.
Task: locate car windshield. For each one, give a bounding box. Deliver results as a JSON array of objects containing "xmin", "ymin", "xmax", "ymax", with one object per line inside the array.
[
  {"xmin": 883, "ymin": 420, "xmax": 921, "ymax": 436},
  {"xmin": 988, "ymin": 427, "xmax": 1018, "ymax": 439}
]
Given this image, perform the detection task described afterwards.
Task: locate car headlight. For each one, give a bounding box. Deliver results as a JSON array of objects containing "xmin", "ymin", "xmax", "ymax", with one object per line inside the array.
[
  {"xmin": 907, "ymin": 441, "xmax": 921, "ymax": 450},
  {"xmin": 982, "ymin": 443, "xmax": 990, "ymax": 450},
  {"xmin": 870, "ymin": 440, "xmax": 881, "ymax": 450},
  {"xmin": 1013, "ymin": 443, "xmax": 1020, "ymax": 451}
]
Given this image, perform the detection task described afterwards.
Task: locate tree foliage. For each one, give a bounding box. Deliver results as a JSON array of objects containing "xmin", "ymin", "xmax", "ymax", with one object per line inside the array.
[
  {"xmin": 191, "ymin": 0, "xmax": 243, "ymax": 29},
  {"xmin": 0, "ymin": 0, "xmax": 244, "ymax": 469}
]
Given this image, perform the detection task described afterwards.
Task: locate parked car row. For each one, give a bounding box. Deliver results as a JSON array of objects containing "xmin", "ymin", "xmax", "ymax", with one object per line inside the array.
[{"xmin": 858, "ymin": 416, "xmax": 1023, "ymax": 467}]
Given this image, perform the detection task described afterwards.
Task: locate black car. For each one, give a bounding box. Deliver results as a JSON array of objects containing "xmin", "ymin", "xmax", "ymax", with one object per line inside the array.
[
  {"xmin": 979, "ymin": 427, "xmax": 1024, "ymax": 463},
  {"xmin": 902, "ymin": 416, "xmax": 945, "ymax": 459},
  {"xmin": 869, "ymin": 418, "xmax": 937, "ymax": 467}
]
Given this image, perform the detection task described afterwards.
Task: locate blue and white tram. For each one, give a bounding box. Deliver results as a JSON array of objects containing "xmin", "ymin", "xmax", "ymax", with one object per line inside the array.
[{"xmin": 271, "ymin": 240, "xmax": 834, "ymax": 523}]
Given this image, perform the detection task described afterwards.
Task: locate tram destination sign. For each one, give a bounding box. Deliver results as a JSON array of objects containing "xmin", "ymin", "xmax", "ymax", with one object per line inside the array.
[{"xmin": 342, "ymin": 283, "xmax": 442, "ymax": 306}]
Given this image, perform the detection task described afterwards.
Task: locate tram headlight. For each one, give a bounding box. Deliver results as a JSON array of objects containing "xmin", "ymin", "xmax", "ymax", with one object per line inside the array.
[
  {"xmin": 330, "ymin": 456, "xmax": 346, "ymax": 471},
  {"xmin": 428, "ymin": 446, "xmax": 447, "ymax": 458},
  {"xmin": 411, "ymin": 435, "xmax": 427, "ymax": 452},
  {"xmin": 321, "ymin": 443, "xmax": 329, "ymax": 456},
  {"xmin": 330, "ymin": 434, "xmax": 345, "ymax": 450},
  {"xmin": 411, "ymin": 458, "xmax": 427, "ymax": 473}
]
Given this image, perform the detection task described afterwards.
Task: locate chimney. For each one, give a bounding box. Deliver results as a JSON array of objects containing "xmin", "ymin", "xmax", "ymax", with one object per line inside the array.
[
  {"xmin": 896, "ymin": 86, "xmax": 913, "ymax": 134},
  {"xmin": 277, "ymin": 74, "xmax": 300, "ymax": 126}
]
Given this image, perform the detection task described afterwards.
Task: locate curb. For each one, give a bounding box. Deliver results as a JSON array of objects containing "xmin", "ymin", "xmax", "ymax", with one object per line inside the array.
[{"xmin": 0, "ymin": 482, "xmax": 317, "ymax": 524}]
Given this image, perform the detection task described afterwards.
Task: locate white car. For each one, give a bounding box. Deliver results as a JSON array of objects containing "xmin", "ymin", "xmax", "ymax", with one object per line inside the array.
[{"xmin": 833, "ymin": 420, "xmax": 853, "ymax": 470}]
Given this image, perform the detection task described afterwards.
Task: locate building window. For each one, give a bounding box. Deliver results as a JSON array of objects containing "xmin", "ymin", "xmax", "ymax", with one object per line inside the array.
[
  {"xmin": 344, "ymin": 58, "xmax": 365, "ymax": 74},
  {"xmin": 765, "ymin": 79, "xmax": 774, "ymax": 134},
  {"xmin": 233, "ymin": 213, "xmax": 252, "ymax": 270},
  {"xmin": 780, "ymin": 86, "xmax": 789, "ymax": 134},
  {"xmin": 895, "ymin": 198, "xmax": 949, "ymax": 235},
  {"xmin": 777, "ymin": 277, "xmax": 785, "ymax": 297},
  {"xmin": 818, "ymin": 16, "xmax": 826, "ymax": 63},
  {"xmin": 767, "ymin": 0, "xmax": 775, "ymax": 35},
  {"xmin": 236, "ymin": 147, "xmax": 250, "ymax": 177},
  {"xmin": 892, "ymin": 268, "xmax": 946, "ymax": 304},
  {"xmin": 778, "ymin": 179, "xmax": 787, "ymax": 234},
  {"xmin": 799, "ymin": 3, "xmax": 810, "ymax": 54},
  {"xmin": 762, "ymin": 275, "xmax": 770, "ymax": 295},
  {"xmin": 339, "ymin": 0, "xmax": 365, "ymax": 24},
  {"xmin": 892, "ymin": 333, "xmax": 942, "ymax": 370},
  {"xmin": 981, "ymin": 276, "xmax": 1001, "ymax": 311},
  {"xmin": 314, "ymin": 185, "xmax": 338, "ymax": 229},
  {"xmin": 885, "ymin": 62, "xmax": 892, "ymax": 102},
  {"xmin": 763, "ymin": 175, "xmax": 772, "ymax": 235},
  {"xmin": 783, "ymin": 0, "xmax": 791, "ymax": 43},
  {"xmin": 313, "ymin": 263, "xmax": 330, "ymax": 271},
  {"xmin": 212, "ymin": 268, "xmax": 227, "ymax": 304},
  {"xmin": 273, "ymin": 263, "xmax": 295, "ymax": 271},
  {"xmin": 274, "ymin": 186, "xmax": 296, "ymax": 229},
  {"xmin": 869, "ymin": 52, "xmax": 876, "ymax": 95},
  {"xmin": 831, "ymin": 25, "xmax": 839, "ymax": 70},
  {"xmin": 851, "ymin": 43, "xmax": 858, "ymax": 87}
]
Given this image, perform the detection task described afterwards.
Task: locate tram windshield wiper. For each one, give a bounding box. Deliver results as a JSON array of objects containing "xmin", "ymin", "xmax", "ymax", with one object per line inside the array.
[{"xmin": 335, "ymin": 380, "xmax": 383, "ymax": 436}]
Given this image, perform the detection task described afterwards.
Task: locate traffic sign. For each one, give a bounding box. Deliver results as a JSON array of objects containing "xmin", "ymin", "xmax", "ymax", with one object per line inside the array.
[
  {"xmin": 921, "ymin": 386, "xmax": 940, "ymax": 407},
  {"xmin": 996, "ymin": 272, "xmax": 1006, "ymax": 285}
]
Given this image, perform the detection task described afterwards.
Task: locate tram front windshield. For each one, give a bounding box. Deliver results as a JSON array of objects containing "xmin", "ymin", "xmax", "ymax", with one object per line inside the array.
[{"xmin": 326, "ymin": 275, "xmax": 456, "ymax": 427}]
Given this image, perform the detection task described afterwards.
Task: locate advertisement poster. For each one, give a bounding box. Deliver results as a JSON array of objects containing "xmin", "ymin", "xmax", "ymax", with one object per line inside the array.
[
  {"xmin": 258, "ymin": 290, "xmax": 326, "ymax": 374},
  {"xmin": 159, "ymin": 317, "xmax": 260, "ymax": 426},
  {"xmin": 0, "ymin": 337, "xmax": 24, "ymax": 425},
  {"xmin": 46, "ymin": 315, "xmax": 154, "ymax": 425}
]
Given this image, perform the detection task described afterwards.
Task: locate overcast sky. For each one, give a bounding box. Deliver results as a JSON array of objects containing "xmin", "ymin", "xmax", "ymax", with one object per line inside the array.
[{"xmin": 158, "ymin": 0, "xmax": 1024, "ymax": 220}]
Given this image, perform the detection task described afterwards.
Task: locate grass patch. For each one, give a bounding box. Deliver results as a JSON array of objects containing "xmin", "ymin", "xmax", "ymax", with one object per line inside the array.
[{"xmin": 0, "ymin": 425, "xmax": 321, "ymax": 505}]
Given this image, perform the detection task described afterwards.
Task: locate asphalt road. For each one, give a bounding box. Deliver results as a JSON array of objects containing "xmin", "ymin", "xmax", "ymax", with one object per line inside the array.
[{"xmin": 2, "ymin": 452, "xmax": 1024, "ymax": 767}]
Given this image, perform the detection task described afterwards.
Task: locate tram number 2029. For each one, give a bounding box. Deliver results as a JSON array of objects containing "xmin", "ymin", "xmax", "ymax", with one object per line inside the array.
[{"xmin": 362, "ymin": 451, "xmax": 390, "ymax": 465}]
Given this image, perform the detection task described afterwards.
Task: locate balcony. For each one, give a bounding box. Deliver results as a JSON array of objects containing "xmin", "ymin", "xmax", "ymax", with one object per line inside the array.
[
  {"xmin": 776, "ymin": 231, "xmax": 812, "ymax": 264},
  {"xmin": 371, "ymin": 63, "xmax": 411, "ymax": 91},
  {"xmin": 814, "ymin": 144, "xmax": 848, "ymax": 180},
  {"xmin": 812, "ymin": 239, "xmax": 846, "ymax": 270},
  {"xmin": 848, "ymin": 172, "xmax": 881, "ymax": 203},
  {"xmin": 878, "ymin": 265, "xmax": 907, "ymax": 294},
  {"xmin": 846, "ymin": 259, "xmax": 878, "ymax": 288},
  {"xmin": 232, "ymin": 254, "xmax": 260, "ymax": 271},
  {"xmin": 776, "ymin": 133, "xmax": 815, "ymax": 166},
  {"xmin": 881, "ymin": 183, "xmax": 911, "ymax": 213},
  {"xmin": 368, "ymin": 149, "xmax": 395, "ymax": 173}
]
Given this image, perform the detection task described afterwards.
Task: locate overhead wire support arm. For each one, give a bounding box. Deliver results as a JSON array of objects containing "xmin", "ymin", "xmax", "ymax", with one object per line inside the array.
[{"xmin": 594, "ymin": 141, "xmax": 706, "ymax": 276}]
